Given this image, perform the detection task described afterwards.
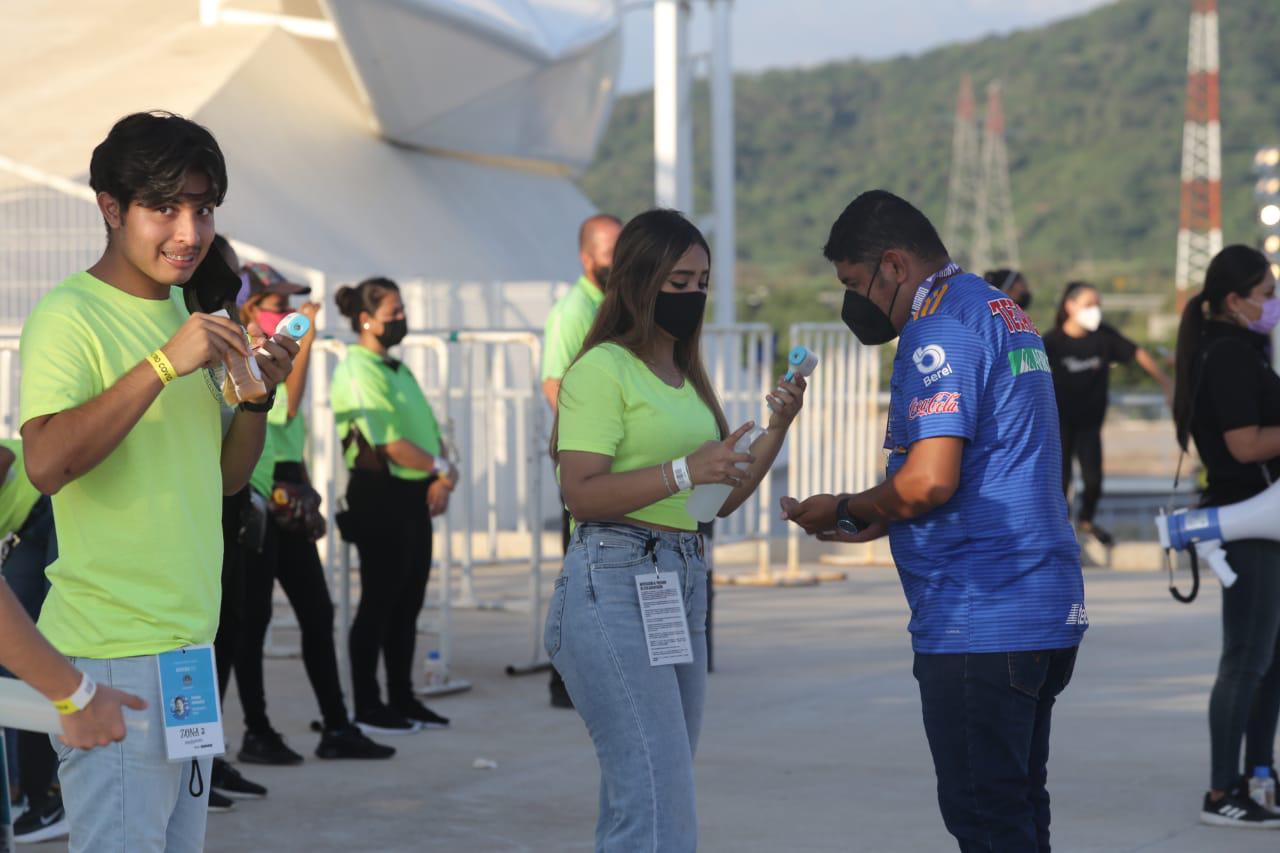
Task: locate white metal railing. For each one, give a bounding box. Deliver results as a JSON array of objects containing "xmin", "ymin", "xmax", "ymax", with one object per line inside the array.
[
  {"xmin": 786, "ymin": 324, "xmax": 882, "ymax": 574},
  {"xmin": 701, "ymin": 324, "xmax": 775, "ymax": 571}
]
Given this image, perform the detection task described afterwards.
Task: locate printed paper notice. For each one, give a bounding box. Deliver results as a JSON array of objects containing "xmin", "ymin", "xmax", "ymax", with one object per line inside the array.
[{"xmin": 635, "ymin": 572, "xmax": 694, "ymax": 666}]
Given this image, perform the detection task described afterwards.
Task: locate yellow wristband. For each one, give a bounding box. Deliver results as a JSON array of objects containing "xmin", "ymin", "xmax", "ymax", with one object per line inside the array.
[
  {"xmin": 53, "ymin": 671, "xmax": 96, "ymax": 715},
  {"xmin": 147, "ymin": 349, "xmax": 178, "ymax": 386}
]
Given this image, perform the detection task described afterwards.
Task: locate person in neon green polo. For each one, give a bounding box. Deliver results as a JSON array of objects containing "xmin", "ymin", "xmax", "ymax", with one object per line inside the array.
[
  {"xmin": 330, "ymin": 276, "xmax": 457, "ymax": 735},
  {"xmin": 0, "ymin": 438, "xmax": 65, "ymax": 840},
  {"xmin": 541, "ymin": 213, "xmax": 620, "ymax": 709}
]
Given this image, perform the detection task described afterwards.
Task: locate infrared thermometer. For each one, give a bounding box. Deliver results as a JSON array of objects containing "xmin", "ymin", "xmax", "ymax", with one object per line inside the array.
[
  {"xmin": 223, "ymin": 312, "xmax": 312, "ymax": 405},
  {"xmin": 769, "ymin": 346, "xmax": 819, "ymax": 412}
]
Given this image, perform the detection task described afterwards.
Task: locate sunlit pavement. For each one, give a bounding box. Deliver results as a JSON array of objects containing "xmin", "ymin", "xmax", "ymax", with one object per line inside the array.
[{"xmin": 42, "ymin": 563, "xmax": 1275, "ymax": 852}]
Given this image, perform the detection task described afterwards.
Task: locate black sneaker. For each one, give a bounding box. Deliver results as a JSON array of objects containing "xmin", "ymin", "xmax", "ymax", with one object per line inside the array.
[
  {"xmin": 316, "ymin": 724, "xmax": 396, "ymax": 760},
  {"xmin": 392, "ymin": 698, "xmax": 450, "ymax": 729},
  {"xmin": 238, "ymin": 729, "xmax": 305, "ymax": 766},
  {"xmin": 211, "ymin": 757, "xmax": 268, "ymax": 799},
  {"xmin": 208, "ymin": 790, "xmax": 236, "ymax": 814},
  {"xmin": 1079, "ymin": 520, "xmax": 1114, "ymax": 547},
  {"xmin": 354, "ymin": 704, "xmax": 420, "ymax": 736},
  {"xmin": 13, "ymin": 791, "xmax": 68, "ymax": 844},
  {"xmin": 1200, "ymin": 791, "xmax": 1280, "ymax": 829}
]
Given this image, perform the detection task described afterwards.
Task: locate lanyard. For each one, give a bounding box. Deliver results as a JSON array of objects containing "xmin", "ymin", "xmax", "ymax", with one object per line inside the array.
[{"xmin": 909, "ymin": 262, "xmax": 963, "ymax": 317}]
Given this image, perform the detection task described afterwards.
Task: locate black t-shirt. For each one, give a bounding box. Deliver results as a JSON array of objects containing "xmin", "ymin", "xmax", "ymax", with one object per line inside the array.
[
  {"xmin": 1043, "ymin": 323, "xmax": 1138, "ymax": 427},
  {"xmin": 1190, "ymin": 322, "xmax": 1280, "ymax": 506}
]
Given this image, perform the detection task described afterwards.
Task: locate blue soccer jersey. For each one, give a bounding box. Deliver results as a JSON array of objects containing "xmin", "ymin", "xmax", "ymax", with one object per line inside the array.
[{"xmin": 884, "ymin": 270, "xmax": 1086, "ymax": 654}]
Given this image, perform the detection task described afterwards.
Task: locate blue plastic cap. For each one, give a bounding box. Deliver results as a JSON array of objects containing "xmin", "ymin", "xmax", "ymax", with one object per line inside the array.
[
  {"xmin": 1255, "ymin": 766, "xmax": 1272, "ymax": 778},
  {"xmin": 428, "ymin": 651, "xmax": 441, "ymax": 660},
  {"xmin": 788, "ymin": 346, "xmax": 809, "ymax": 365},
  {"xmin": 282, "ymin": 314, "xmax": 311, "ymax": 339}
]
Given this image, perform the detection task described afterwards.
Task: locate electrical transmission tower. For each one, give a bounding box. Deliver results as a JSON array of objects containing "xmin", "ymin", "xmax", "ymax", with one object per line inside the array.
[
  {"xmin": 943, "ymin": 75, "xmax": 982, "ymax": 270},
  {"xmin": 1175, "ymin": 0, "xmax": 1222, "ymax": 310},
  {"xmin": 975, "ymin": 81, "xmax": 1020, "ymax": 271},
  {"xmin": 944, "ymin": 76, "xmax": 1019, "ymax": 272}
]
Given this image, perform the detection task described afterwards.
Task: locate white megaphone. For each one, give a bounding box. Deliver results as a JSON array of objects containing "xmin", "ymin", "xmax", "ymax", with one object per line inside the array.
[{"xmin": 1155, "ymin": 477, "xmax": 1280, "ymax": 592}]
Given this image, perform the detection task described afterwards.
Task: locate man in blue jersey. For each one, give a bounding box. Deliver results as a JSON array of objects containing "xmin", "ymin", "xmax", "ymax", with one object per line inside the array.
[{"xmin": 783, "ymin": 190, "xmax": 1085, "ymax": 851}]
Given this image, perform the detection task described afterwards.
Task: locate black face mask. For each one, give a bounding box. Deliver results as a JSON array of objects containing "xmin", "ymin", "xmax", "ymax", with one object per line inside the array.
[
  {"xmin": 1014, "ymin": 292, "xmax": 1032, "ymax": 310},
  {"xmin": 841, "ymin": 261, "xmax": 902, "ymax": 345},
  {"xmin": 654, "ymin": 291, "xmax": 707, "ymax": 341},
  {"xmin": 377, "ymin": 318, "xmax": 408, "ymax": 348},
  {"xmin": 592, "ymin": 265, "xmax": 611, "ymax": 291}
]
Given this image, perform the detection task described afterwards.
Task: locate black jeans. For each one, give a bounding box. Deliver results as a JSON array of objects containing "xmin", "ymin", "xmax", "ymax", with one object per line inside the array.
[
  {"xmin": 346, "ymin": 471, "xmax": 433, "ymax": 715},
  {"xmin": 914, "ymin": 646, "xmax": 1078, "ymax": 852},
  {"xmin": 237, "ymin": 481, "xmax": 349, "ymax": 733},
  {"xmin": 549, "ymin": 506, "xmax": 573, "ymax": 699},
  {"xmin": 214, "ymin": 490, "xmax": 248, "ymax": 703},
  {"xmin": 1208, "ymin": 538, "xmax": 1280, "ymax": 791},
  {"xmin": 1, "ymin": 497, "xmax": 59, "ymax": 807},
  {"xmin": 1060, "ymin": 421, "xmax": 1103, "ymax": 523}
]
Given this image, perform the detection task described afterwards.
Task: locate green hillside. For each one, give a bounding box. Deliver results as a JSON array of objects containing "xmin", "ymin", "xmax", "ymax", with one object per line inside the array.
[{"xmin": 578, "ymin": 0, "xmax": 1280, "ymax": 344}]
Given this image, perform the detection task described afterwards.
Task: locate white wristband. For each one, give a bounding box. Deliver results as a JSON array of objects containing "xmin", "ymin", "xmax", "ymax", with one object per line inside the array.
[
  {"xmin": 53, "ymin": 671, "xmax": 97, "ymax": 715},
  {"xmin": 671, "ymin": 457, "xmax": 693, "ymax": 492},
  {"xmin": 433, "ymin": 457, "xmax": 453, "ymax": 479}
]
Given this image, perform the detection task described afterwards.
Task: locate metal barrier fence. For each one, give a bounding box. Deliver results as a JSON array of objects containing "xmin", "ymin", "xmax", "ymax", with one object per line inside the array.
[{"xmin": 785, "ymin": 324, "xmax": 882, "ymax": 575}]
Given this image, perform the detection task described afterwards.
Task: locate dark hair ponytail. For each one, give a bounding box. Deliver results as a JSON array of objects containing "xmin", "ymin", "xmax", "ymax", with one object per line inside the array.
[
  {"xmin": 1172, "ymin": 245, "xmax": 1270, "ymax": 450},
  {"xmin": 1053, "ymin": 281, "xmax": 1095, "ymax": 331},
  {"xmin": 334, "ymin": 276, "xmax": 400, "ymax": 333},
  {"xmin": 983, "ymin": 268, "xmax": 1021, "ymax": 292}
]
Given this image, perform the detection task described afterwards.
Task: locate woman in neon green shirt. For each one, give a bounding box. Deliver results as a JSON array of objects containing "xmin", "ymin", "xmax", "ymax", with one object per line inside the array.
[
  {"xmin": 331, "ymin": 277, "xmax": 457, "ymax": 735},
  {"xmin": 547, "ymin": 209, "xmax": 806, "ymax": 851}
]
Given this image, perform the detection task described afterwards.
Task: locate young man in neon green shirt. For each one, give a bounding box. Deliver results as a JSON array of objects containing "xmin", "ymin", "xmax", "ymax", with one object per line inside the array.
[
  {"xmin": 19, "ymin": 112, "xmax": 299, "ymax": 851},
  {"xmin": 540, "ymin": 213, "xmax": 621, "ymax": 709}
]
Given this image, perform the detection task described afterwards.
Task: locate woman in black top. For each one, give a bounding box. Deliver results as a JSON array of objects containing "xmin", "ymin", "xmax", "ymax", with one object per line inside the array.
[
  {"xmin": 1043, "ymin": 281, "xmax": 1172, "ymax": 546},
  {"xmin": 1172, "ymin": 245, "xmax": 1280, "ymax": 829}
]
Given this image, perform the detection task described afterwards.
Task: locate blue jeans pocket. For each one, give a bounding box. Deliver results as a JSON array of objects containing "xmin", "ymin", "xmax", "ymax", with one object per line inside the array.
[
  {"xmin": 544, "ymin": 575, "xmax": 569, "ymax": 659},
  {"xmin": 1007, "ymin": 650, "xmax": 1051, "ymax": 699}
]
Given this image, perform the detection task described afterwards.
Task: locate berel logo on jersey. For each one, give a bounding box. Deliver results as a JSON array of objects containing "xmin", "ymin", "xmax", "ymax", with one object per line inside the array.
[
  {"xmin": 913, "ymin": 345, "xmax": 953, "ymax": 386},
  {"xmin": 907, "ymin": 392, "xmax": 961, "ymax": 419},
  {"xmin": 988, "ymin": 297, "xmax": 1040, "ymax": 336}
]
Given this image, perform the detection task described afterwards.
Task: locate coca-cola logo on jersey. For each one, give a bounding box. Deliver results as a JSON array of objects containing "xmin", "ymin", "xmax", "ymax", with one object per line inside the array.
[{"xmin": 907, "ymin": 391, "xmax": 962, "ymax": 419}]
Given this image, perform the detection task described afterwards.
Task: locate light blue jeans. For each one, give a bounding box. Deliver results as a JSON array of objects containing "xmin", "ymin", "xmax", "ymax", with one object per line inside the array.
[
  {"xmin": 52, "ymin": 655, "xmax": 211, "ymax": 853},
  {"xmin": 546, "ymin": 522, "xmax": 709, "ymax": 853}
]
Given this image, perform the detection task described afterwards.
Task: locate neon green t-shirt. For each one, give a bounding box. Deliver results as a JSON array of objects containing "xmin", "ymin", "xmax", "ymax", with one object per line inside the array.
[
  {"xmin": 249, "ymin": 425, "xmax": 277, "ymax": 499},
  {"xmin": 19, "ymin": 272, "xmax": 223, "ymax": 659},
  {"xmin": 331, "ymin": 345, "xmax": 442, "ymax": 481},
  {"xmin": 0, "ymin": 439, "xmax": 41, "ymax": 539},
  {"xmin": 557, "ymin": 342, "xmax": 719, "ymax": 531},
  {"xmin": 269, "ymin": 385, "xmax": 306, "ymax": 463},
  {"xmin": 542, "ymin": 276, "xmax": 604, "ymax": 381}
]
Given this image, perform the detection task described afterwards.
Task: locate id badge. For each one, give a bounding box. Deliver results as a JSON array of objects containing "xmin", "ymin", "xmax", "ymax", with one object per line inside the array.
[
  {"xmin": 635, "ymin": 572, "xmax": 694, "ymax": 667},
  {"xmin": 156, "ymin": 645, "xmax": 225, "ymax": 762}
]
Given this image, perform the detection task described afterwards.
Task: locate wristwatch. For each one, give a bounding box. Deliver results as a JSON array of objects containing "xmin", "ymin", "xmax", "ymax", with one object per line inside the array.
[
  {"xmin": 238, "ymin": 389, "xmax": 277, "ymax": 413},
  {"xmin": 52, "ymin": 671, "xmax": 97, "ymax": 715},
  {"xmin": 835, "ymin": 497, "xmax": 864, "ymax": 535}
]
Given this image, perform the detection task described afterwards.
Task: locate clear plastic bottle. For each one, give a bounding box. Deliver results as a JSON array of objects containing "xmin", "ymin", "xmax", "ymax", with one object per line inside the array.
[
  {"xmin": 423, "ymin": 650, "xmax": 446, "ymax": 688},
  {"xmin": 1248, "ymin": 765, "xmax": 1277, "ymax": 812},
  {"xmin": 685, "ymin": 426, "xmax": 766, "ymax": 523}
]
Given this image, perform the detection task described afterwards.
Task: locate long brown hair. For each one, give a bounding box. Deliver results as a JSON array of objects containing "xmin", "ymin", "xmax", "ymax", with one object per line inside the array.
[
  {"xmin": 550, "ymin": 209, "xmax": 729, "ymax": 460},
  {"xmin": 1173, "ymin": 245, "xmax": 1270, "ymax": 450}
]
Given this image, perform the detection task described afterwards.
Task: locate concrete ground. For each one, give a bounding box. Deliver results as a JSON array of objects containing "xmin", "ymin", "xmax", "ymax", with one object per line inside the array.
[{"xmin": 39, "ymin": 562, "xmax": 1280, "ymax": 852}]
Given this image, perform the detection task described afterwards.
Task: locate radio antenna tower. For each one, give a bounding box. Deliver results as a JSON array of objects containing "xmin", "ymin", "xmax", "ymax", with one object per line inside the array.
[
  {"xmin": 943, "ymin": 75, "xmax": 983, "ymax": 270},
  {"xmin": 975, "ymin": 81, "xmax": 1020, "ymax": 271},
  {"xmin": 1175, "ymin": 0, "xmax": 1222, "ymax": 310}
]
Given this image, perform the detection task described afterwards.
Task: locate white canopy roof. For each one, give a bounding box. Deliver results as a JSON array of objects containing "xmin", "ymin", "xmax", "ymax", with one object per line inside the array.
[{"xmin": 0, "ymin": 1, "xmax": 617, "ymax": 284}]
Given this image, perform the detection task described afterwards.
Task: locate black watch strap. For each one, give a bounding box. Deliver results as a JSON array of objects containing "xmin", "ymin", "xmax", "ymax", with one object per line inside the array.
[
  {"xmin": 238, "ymin": 389, "xmax": 277, "ymax": 413},
  {"xmin": 835, "ymin": 497, "xmax": 861, "ymax": 535}
]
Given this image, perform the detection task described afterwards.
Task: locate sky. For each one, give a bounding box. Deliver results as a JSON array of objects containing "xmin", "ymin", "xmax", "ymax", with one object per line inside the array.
[{"xmin": 617, "ymin": 0, "xmax": 1116, "ymax": 92}]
